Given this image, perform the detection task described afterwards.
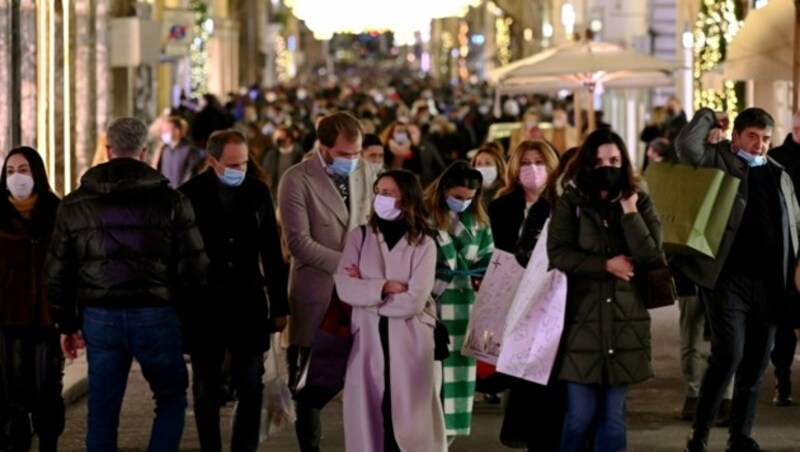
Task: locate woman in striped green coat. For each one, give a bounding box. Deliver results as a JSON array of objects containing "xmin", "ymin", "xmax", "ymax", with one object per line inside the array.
[{"xmin": 424, "ymin": 161, "xmax": 494, "ymax": 440}]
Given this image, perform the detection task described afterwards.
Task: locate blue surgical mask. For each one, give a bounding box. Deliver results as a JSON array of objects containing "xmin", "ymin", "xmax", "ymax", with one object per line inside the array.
[
  {"xmin": 736, "ymin": 150, "xmax": 767, "ymax": 167},
  {"xmin": 218, "ymin": 167, "xmax": 246, "ymax": 187},
  {"xmin": 446, "ymin": 196, "xmax": 472, "ymax": 213},
  {"xmin": 330, "ymin": 157, "xmax": 359, "ymax": 176}
]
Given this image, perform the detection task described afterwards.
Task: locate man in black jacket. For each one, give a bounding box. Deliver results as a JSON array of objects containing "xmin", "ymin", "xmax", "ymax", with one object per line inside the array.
[
  {"xmin": 676, "ymin": 108, "xmax": 800, "ymax": 452},
  {"xmin": 46, "ymin": 117, "xmax": 208, "ymax": 451},
  {"xmin": 762, "ymin": 111, "xmax": 800, "ymax": 407},
  {"xmin": 180, "ymin": 129, "xmax": 289, "ymax": 452}
]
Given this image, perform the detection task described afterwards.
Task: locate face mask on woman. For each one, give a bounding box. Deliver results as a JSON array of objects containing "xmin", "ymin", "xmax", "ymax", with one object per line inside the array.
[
  {"xmin": 393, "ymin": 132, "xmax": 409, "ymax": 144},
  {"xmin": 446, "ymin": 197, "xmax": 472, "ymax": 213},
  {"xmin": 6, "ymin": 173, "xmax": 35, "ymax": 200},
  {"xmin": 590, "ymin": 166, "xmax": 623, "ymax": 192},
  {"xmin": 374, "ymin": 194, "xmax": 402, "ymax": 220},
  {"xmin": 519, "ymin": 164, "xmax": 548, "ymax": 191},
  {"xmin": 476, "ymin": 166, "xmax": 498, "ymax": 188}
]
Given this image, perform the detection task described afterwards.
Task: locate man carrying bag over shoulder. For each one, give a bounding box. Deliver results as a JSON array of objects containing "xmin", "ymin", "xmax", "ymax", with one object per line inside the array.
[{"xmin": 676, "ymin": 107, "xmax": 800, "ymax": 452}]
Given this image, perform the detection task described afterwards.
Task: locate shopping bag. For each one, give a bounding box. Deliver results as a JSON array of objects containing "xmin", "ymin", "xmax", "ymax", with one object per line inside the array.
[
  {"xmin": 461, "ymin": 249, "xmax": 525, "ymax": 364},
  {"xmin": 261, "ymin": 337, "xmax": 296, "ymax": 439},
  {"xmin": 497, "ymin": 219, "xmax": 567, "ymax": 385},
  {"xmin": 292, "ymin": 290, "xmax": 352, "ymax": 410},
  {"xmin": 644, "ymin": 162, "xmax": 740, "ymax": 258}
]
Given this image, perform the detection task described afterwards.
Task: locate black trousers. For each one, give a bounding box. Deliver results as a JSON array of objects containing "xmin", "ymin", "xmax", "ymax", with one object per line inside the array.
[
  {"xmin": 0, "ymin": 327, "xmax": 65, "ymax": 452},
  {"xmin": 693, "ymin": 275, "xmax": 775, "ymax": 440},
  {"xmin": 770, "ymin": 322, "xmax": 797, "ymax": 393},
  {"xmin": 191, "ymin": 346, "xmax": 265, "ymax": 452},
  {"xmin": 287, "ymin": 345, "xmax": 322, "ymax": 452}
]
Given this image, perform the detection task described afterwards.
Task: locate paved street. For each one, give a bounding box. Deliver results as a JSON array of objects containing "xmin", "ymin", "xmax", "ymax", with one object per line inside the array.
[{"xmin": 53, "ymin": 305, "xmax": 800, "ymax": 451}]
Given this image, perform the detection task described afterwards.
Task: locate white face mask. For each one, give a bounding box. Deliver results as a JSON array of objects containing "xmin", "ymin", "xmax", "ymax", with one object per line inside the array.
[
  {"xmin": 476, "ymin": 166, "xmax": 498, "ymax": 188},
  {"xmin": 161, "ymin": 132, "xmax": 173, "ymax": 145},
  {"xmin": 6, "ymin": 173, "xmax": 35, "ymax": 200},
  {"xmin": 373, "ymin": 194, "xmax": 402, "ymax": 221}
]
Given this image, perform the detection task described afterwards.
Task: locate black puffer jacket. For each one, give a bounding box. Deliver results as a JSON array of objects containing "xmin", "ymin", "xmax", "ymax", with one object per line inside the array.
[
  {"xmin": 46, "ymin": 158, "xmax": 208, "ymax": 334},
  {"xmin": 547, "ymin": 185, "xmax": 661, "ymax": 385}
]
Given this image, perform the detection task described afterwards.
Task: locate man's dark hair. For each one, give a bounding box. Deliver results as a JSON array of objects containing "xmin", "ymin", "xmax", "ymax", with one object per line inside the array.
[
  {"xmin": 734, "ymin": 108, "xmax": 774, "ymax": 134},
  {"xmin": 317, "ymin": 112, "xmax": 362, "ymax": 148},
  {"xmin": 362, "ymin": 133, "xmax": 383, "ymax": 149},
  {"xmin": 207, "ymin": 129, "xmax": 247, "ymax": 159}
]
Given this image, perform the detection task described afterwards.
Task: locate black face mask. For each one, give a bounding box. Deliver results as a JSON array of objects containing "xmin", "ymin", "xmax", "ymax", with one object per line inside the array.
[{"xmin": 591, "ymin": 166, "xmax": 623, "ymax": 193}]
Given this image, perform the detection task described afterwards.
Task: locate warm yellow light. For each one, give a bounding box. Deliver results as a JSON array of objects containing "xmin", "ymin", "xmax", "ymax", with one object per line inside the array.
[
  {"xmin": 63, "ymin": 1, "xmax": 72, "ymax": 193},
  {"xmin": 285, "ymin": 0, "xmax": 480, "ymax": 38},
  {"xmin": 48, "ymin": 1, "xmax": 55, "ymax": 190},
  {"xmin": 36, "ymin": 3, "xmax": 48, "ymax": 180}
]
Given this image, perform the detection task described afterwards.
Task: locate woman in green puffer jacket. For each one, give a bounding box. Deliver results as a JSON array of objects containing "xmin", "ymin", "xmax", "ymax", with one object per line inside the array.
[{"xmin": 547, "ymin": 129, "xmax": 663, "ymax": 452}]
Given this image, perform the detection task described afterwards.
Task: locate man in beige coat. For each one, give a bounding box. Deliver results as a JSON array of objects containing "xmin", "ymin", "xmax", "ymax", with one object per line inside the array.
[{"xmin": 278, "ymin": 112, "xmax": 377, "ymax": 452}]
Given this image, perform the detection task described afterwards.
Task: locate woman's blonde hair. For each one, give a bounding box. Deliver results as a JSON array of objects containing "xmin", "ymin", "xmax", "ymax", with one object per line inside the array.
[{"xmin": 496, "ymin": 139, "xmax": 559, "ymax": 197}]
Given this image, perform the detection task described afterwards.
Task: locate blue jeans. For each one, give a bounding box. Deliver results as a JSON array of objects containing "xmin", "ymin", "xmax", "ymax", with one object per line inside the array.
[
  {"xmin": 191, "ymin": 346, "xmax": 265, "ymax": 452},
  {"xmin": 560, "ymin": 383, "xmax": 628, "ymax": 452},
  {"xmin": 82, "ymin": 307, "xmax": 188, "ymax": 452}
]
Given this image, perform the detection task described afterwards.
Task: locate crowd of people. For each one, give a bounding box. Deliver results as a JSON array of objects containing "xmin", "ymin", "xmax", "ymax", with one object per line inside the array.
[{"xmin": 0, "ymin": 75, "xmax": 799, "ymax": 452}]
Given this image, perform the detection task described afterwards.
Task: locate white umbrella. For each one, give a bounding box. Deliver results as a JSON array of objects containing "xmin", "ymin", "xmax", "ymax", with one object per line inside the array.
[
  {"xmin": 490, "ymin": 40, "xmax": 677, "ymax": 132},
  {"xmin": 491, "ymin": 41, "xmax": 676, "ymax": 82},
  {"xmin": 723, "ymin": 0, "xmax": 795, "ymax": 82}
]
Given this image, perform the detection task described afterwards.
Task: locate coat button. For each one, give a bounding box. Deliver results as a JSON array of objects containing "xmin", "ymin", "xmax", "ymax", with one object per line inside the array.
[
  {"xmin": 228, "ymin": 238, "xmax": 234, "ymax": 244},
  {"xmin": 606, "ymin": 298, "xmax": 612, "ymax": 303},
  {"xmin": 227, "ymin": 262, "xmax": 234, "ymax": 268},
  {"xmin": 608, "ymin": 349, "xmax": 615, "ymax": 355}
]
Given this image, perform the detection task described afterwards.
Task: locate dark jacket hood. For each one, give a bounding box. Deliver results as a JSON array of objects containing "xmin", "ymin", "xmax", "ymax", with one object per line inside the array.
[{"xmin": 81, "ymin": 158, "xmax": 168, "ymax": 195}]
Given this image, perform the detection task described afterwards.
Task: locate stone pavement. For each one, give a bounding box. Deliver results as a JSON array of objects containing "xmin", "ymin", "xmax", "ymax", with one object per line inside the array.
[{"xmin": 54, "ymin": 305, "xmax": 800, "ymax": 451}]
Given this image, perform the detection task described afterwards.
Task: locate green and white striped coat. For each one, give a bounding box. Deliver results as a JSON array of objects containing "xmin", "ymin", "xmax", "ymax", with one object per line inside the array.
[{"xmin": 432, "ymin": 211, "xmax": 494, "ymax": 436}]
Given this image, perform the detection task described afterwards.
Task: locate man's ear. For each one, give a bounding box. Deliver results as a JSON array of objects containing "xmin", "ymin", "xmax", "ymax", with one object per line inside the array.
[
  {"xmin": 137, "ymin": 148, "xmax": 147, "ymax": 162},
  {"xmin": 105, "ymin": 146, "xmax": 113, "ymax": 161}
]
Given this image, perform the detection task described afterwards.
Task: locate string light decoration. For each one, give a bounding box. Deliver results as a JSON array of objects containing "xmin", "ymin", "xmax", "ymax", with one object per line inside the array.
[
  {"xmin": 275, "ymin": 34, "xmax": 292, "ymax": 83},
  {"xmin": 189, "ymin": 0, "xmax": 210, "ymax": 98},
  {"xmin": 496, "ymin": 16, "xmax": 512, "ymax": 67},
  {"xmin": 693, "ymin": 0, "xmax": 741, "ymax": 115}
]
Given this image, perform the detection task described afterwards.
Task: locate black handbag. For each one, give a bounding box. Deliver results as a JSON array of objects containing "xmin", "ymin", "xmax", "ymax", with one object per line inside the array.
[
  {"xmin": 434, "ymin": 319, "xmax": 450, "ymax": 361},
  {"xmin": 637, "ymin": 254, "xmax": 678, "ymax": 309}
]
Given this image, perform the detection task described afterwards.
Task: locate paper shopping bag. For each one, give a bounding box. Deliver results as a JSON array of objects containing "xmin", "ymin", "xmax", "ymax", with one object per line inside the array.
[{"xmin": 644, "ymin": 162, "xmax": 740, "ymax": 258}]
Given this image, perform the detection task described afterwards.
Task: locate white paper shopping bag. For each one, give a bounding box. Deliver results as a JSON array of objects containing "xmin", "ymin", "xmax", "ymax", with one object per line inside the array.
[
  {"xmin": 461, "ymin": 249, "xmax": 525, "ymax": 364},
  {"xmin": 497, "ymin": 219, "xmax": 567, "ymax": 385}
]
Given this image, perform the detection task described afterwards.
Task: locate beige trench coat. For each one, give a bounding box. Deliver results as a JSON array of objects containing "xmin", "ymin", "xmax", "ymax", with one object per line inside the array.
[{"xmin": 278, "ymin": 152, "xmax": 377, "ymax": 346}]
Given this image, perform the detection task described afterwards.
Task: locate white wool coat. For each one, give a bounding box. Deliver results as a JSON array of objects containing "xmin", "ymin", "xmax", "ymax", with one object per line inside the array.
[{"xmin": 334, "ymin": 226, "xmax": 446, "ymax": 452}]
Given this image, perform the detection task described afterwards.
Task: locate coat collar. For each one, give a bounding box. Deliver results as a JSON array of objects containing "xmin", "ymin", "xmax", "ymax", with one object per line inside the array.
[{"xmin": 304, "ymin": 151, "xmax": 350, "ymax": 226}]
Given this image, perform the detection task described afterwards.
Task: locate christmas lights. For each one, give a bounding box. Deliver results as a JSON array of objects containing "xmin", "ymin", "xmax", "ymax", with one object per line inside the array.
[
  {"xmin": 693, "ymin": 0, "xmax": 741, "ymax": 116},
  {"xmin": 189, "ymin": 0, "xmax": 210, "ymax": 98}
]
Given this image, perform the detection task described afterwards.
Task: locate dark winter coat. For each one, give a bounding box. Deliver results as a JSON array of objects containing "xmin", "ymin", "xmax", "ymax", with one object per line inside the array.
[
  {"xmin": 0, "ymin": 193, "xmax": 60, "ymax": 328},
  {"xmin": 547, "ymin": 185, "xmax": 661, "ymax": 385},
  {"xmin": 46, "ymin": 158, "xmax": 208, "ymax": 334},
  {"xmin": 488, "ymin": 187, "xmax": 527, "ymax": 253},
  {"xmin": 179, "ymin": 170, "xmax": 289, "ymax": 352},
  {"xmin": 514, "ymin": 198, "xmax": 551, "ymax": 266},
  {"xmin": 672, "ymin": 108, "xmax": 800, "ymax": 290}
]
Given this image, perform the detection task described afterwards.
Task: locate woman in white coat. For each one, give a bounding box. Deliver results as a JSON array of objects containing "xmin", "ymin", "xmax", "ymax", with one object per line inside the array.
[{"xmin": 334, "ymin": 169, "xmax": 447, "ymax": 452}]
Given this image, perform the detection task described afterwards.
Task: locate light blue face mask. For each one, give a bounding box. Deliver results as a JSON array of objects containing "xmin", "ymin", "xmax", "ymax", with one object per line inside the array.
[
  {"xmin": 736, "ymin": 150, "xmax": 767, "ymax": 167},
  {"xmin": 218, "ymin": 167, "xmax": 246, "ymax": 187},
  {"xmin": 330, "ymin": 157, "xmax": 359, "ymax": 176},
  {"xmin": 446, "ymin": 196, "xmax": 472, "ymax": 213}
]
